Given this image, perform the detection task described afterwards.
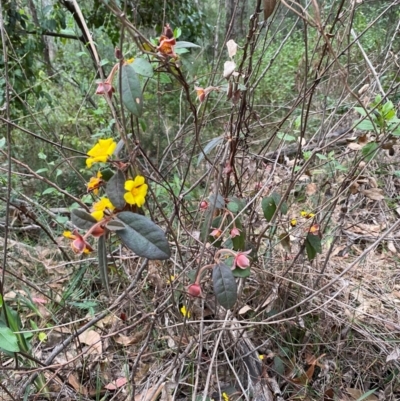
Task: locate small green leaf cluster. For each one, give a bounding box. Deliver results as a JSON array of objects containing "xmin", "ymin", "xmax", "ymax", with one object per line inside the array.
[{"xmin": 354, "ymin": 95, "xmax": 400, "ymax": 136}]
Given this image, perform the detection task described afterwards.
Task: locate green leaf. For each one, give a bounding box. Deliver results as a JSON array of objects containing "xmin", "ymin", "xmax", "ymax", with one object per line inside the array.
[
  {"xmin": 316, "ymin": 153, "xmax": 328, "ymax": 160},
  {"xmin": 361, "ymin": 142, "xmax": 379, "ymax": 161},
  {"xmin": 227, "ymin": 197, "xmax": 246, "ymax": 214},
  {"xmin": 0, "ymin": 326, "xmax": 20, "ymax": 353},
  {"xmin": 106, "ymin": 219, "xmax": 126, "ymax": 231},
  {"xmin": 158, "ymin": 73, "xmax": 172, "ymax": 84},
  {"xmin": 132, "ymin": 58, "xmax": 154, "ymax": 78},
  {"xmin": 212, "ymin": 263, "xmax": 237, "ymax": 309},
  {"xmin": 0, "ymin": 137, "xmax": 5, "ymax": 149},
  {"xmin": 232, "ymin": 266, "xmax": 251, "ymax": 278},
  {"xmin": 273, "ymin": 356, "xmax": 285, "ymax": 375},
  {"xmin": 354, "ymin": 119, "xmax": 375, "ymax": 131},
  {"xmin": 175, "ymin": 48, "xmax": 190, "ymax": 55},
  {"xmin": 384, "ymin": 108, "xmax": 395, "ymax": 121},
  {"xmin": 209, "ymin": 193, "xmax": 225, "ymax": 209},
  {"xmin": 71, "ymin": 209, "xmax": 97, "ymax": 230},
  {"xmin": 175, "ymin": 41, "xmax": 201, "ymax": 49},
  {"xmin": 355, "ymin": 389, "xmax": 378, "ymax": 401},
  {"xmin": 354, "ymin": 107, "xmax": 367, "ymax": 117},
  {"xmin": 173, "ymin": 27, "xmax": 182, "ymax": 38},
  {"xmin": 382, "ymin": 101, "xmax": 394, "ymax": 116},
  {"xmin": 262, "ymin": 192, "xmax": 287, "ymax": 217},
  {"xmin": 373, "ymin": 94, "xmax": 382, "ymax": 105},
  {"xmin": 106, "ymin": 170, "xmax": 126, "ymax": 209},
  {"xmin": 277, "ymin": 132, "xmax": 296, "ymax": 142},
  {"xmin": 98, "ymin": 235, "xmax": 110, "ymax": 295},
  {"xmin": 262, "ymin": 196, "xmax": 276, "ymax": 222},
  {"xmin": 305, "ymin": 234, "xmax": 322, "ymax": 261},
  {"xmin": 227, "ymin": 201, "xmax": 239, "ymax": 213},
  {"xmin": 120, "ymin": 64, "xmax": 143, "ymax": 117},
  {"xmin": 2, "ymin": 304, "xmax": 29, "ymax": 353},
  {"xmin": 69, "ymin": 301, "xmax": 98, "ymax": 309},
  {"xmin": 116, "ymin": 212, "xmax": 171, "ymax": 260},
  {"xmin": 42, "ymin": 187, "xmax": 57, "ymax": 195}
]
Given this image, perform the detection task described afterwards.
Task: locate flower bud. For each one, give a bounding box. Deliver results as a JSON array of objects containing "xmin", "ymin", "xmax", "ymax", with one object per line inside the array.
[
  {"xmin": 230, "ymin": 227, "xmax": 240, "ymax": 238},
  {"xmin": 115, "ymin": 47, "xmax": 123, "ymax": 60},
  {"xmin": 223, "ymin": 162, "xmax": 232, "ymax": 174},
  {"xmin": 234, "ymin": 250, "xmax": 252, "ymax": 269},
  {"xmin": 210, "ymin": 228, "xmax": 222, "ymax": 239},
  {"xmin": 163, "ymin": 23, "xmax": 174, "ymax": 39},
  {"xmin": 91, "ymin": 225, "xmax": 105, "ymax": 237},
  {"xmin": 187, "ymin": 283, "xmax": 202, "ymax": 298},
  {"xmin": 95, "ymin": 82, "xmax": 115, "ymax": 98},
  {"xmin": 199, "ymin": 200, "xmax": 208, "ymax": 210}
]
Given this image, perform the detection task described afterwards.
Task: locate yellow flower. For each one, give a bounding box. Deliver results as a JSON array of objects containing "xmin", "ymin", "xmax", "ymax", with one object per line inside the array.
[
  {"xmin": 86, "ymin": 138, "xmax": 117, "ymax": 168},
  {"xmin": 87, "ymin": 171, "xmax": 103, "ymax": 195},
  {"xmin": 180, "ymin": 305, "xmax": 191, "ymax": 318},
  {"xmin": 124, "ymin": 176, "xmax": 148, "ymax": 207},
  {"xmin": 300, "ymin": 211, "xmax": 315, "ymax": 219},
  {"xmin": 167, "ymin": 275, "xmax": 175, "ymax": 284},
  {"xmin": 222, "ymin": 392, "xmax": 229, "ymax": 401},
  {"xmin": 91, "ymin": 197, "xmax": 115, "ymax": 221},
  {"xmin": 258, "ymin": 354, "xmax": 264, "ymax": 360},
  {"xmin": 290, "ymin": 219, "xmax": 297, "ymax": 227},
  {"xmin": 125, "ymin": 58, "xmax": 134, "ymax": 64},
  {"xmin": 63, "ymin": 231, "xmax": 74, "ymax": 239}
]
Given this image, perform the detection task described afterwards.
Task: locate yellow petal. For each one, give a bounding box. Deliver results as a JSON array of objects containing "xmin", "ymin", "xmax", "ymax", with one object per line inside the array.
[
  {"xmin": 86, "ymin": 157, "xmax": 94, "ymax": 168},
  {"xmin": 91, "ymin": 210, "xmax": 104, "ymax": 221},
  {"xmin": 125, "ymin": 180, "xmax": 134, "ymax": 191},
  {"xmin": 124, "ymin": 192, "xmax": 135, "ymax": 205}
]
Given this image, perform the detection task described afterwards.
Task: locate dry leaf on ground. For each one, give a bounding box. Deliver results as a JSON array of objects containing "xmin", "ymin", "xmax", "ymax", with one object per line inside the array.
[
  {"xmin": 306, "ymin": 183, "xmax": 317, "ymax": 195},
  {"xmin": 68, "ymin": 373, "xmax": 88, "ymax": 396},
  {"xmin": 386, "ymin": 348, "xmax": 400, "ymax": 362},
  {"xmin": 104, "ymin": 377, "xmax": 127, "ymax": 390},
  {"xmin": 78, "ymin": 330, "xmax": 102, "ymax": 355},
  {"xmin": 346, "ymin": 388, "xmax": 378, "ymax": 400},
  {"xmin": 134, "ymin": 384, "xmax": 164, "ymax": 401},
  {"xmin": 114, "ymin": 331, "xmax": 147, "ymax": 346},
  {"xmin": 361, "ymin": 188, "xmax": 385, "ymax": 201}
]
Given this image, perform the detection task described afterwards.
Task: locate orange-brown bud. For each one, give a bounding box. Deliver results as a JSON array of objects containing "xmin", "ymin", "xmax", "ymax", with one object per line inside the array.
[
  {"xmin": 91, "ymin": 225, "xmax": 105, "ymax": 238},
  {"xmin": 163, "ymin": 24, "xmax": 174, "ymax": 39}
]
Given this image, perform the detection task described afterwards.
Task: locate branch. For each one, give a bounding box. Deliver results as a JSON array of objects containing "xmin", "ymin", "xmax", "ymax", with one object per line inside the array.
[{"xmin": 24, "ymin": 29, "xmax": 84, "ymax": 41}]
